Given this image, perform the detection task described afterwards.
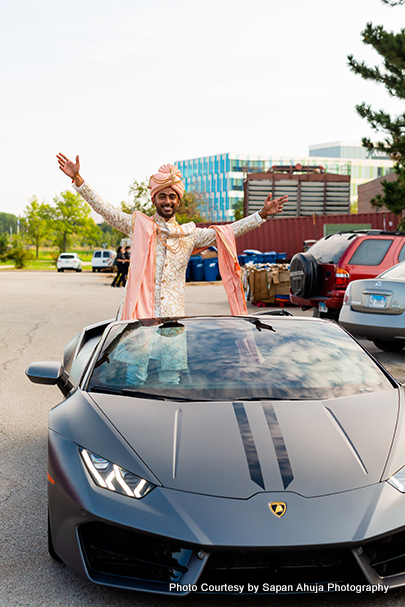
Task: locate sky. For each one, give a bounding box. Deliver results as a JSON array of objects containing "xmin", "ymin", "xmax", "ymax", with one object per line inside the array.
[{"xmin": 0, "ymin": 0, "xmax": 404, "ymax": 216}]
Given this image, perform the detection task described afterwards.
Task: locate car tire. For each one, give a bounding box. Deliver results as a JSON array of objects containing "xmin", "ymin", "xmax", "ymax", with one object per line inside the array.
[
  {"xmin": 290, "ymin": 253, "xmax": 319, "ymax": 299},
  {"xmin": 48, "ymin": 511, "xmax": 61, "ymax": 562},
  {"xmin": 373, "ymin": 339, "xmax": 405, "ymax": 352},
  {"xmin": 92, "ymin": 268, "xmax": 96, "ymax": 273},
  {"xmin": 76, "ymin": 269, "xmax": 82, "ymax": 272}
]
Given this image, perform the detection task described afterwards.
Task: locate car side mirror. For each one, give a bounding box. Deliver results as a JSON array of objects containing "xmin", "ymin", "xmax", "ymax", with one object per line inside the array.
[{"xmin": 25, "ymin": 361, "xmax": 74, "ymax": 397}]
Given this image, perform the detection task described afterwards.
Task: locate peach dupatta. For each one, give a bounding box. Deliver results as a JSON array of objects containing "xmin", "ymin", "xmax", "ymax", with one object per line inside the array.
[
  {"xmin": 212, "ymin": 224, "xmax": 248, "ymax": 316},
  {"xmin": 121, "ymin": 212, "xmax": 156, "ymax": 320}
]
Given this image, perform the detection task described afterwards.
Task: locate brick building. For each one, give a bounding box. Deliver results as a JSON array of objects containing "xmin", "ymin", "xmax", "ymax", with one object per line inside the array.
[{"xmin": 357, "ymin": 172, "xmax": 398, "ymax": 213}]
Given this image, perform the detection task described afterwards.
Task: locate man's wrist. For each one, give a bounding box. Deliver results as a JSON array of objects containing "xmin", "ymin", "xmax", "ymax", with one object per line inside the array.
[
  {"xmin": 258, "ymin": 209, "xmax": 267, "ymax": 220},
  {"xmin": 72, "ymin": 174, "xmax": 84, "ymax": 187}
]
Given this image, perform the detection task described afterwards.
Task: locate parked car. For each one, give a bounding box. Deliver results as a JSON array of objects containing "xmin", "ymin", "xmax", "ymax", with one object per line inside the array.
[
  {"xmin": 339, "ymin": 260, "xmax": 405, "ymax": 351},
  {"xmin": 92, "ymin": 249, "xmax": 116, "ymax": 272},
  {"xmin": 26, "ymin": 313, "xmax": 405, "ymax": 595},
  {"xmin": 57, "ymin": 253, "xmax": 83, "ymax": 272},
  {"xmin": 289, "ymin": 230, "xmax": 405, "ymax": 319}
]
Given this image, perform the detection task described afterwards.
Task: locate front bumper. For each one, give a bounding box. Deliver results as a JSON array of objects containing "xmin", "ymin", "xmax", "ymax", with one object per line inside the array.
[{"xmin": 49, "ymin": 430, "xmax": 405, "ymax": 594}]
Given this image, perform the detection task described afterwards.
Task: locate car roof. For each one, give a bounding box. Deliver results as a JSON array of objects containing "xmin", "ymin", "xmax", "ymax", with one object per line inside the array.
[{"xmin": 325, "ymin": 229, "xmax": 405, "ymax": 239}]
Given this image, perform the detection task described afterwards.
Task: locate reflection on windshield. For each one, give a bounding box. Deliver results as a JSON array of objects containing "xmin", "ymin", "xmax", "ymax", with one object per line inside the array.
[{"xmin": 88, "ymin": 318, "xmax": 393, "ymax": 401}]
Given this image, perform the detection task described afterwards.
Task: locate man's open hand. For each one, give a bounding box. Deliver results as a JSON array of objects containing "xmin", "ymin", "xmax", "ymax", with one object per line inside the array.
[
  {"xmin": 259, "ymin": 194, "xmax": 288, "ymax": 219},
  {"xmin": 56, "ymin": 153, "xmax": 80, "ymax": 180}
]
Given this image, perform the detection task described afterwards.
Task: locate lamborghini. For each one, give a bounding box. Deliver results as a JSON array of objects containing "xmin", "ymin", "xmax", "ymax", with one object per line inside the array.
[{"xmin": 26, "ymin": 313, "xmax": 405, "ymax": 595}]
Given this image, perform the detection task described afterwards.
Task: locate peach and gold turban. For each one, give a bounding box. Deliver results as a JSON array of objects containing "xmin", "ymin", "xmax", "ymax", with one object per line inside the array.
[{"xmin": 148, "ymin": 164, "xmax": 185, "ymax": 200}]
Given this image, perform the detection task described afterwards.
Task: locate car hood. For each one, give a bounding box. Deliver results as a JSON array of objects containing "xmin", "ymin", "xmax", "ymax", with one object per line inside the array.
[{"xmin": 90, "ymin": 389, "xmax": 398, "ymax": 499}]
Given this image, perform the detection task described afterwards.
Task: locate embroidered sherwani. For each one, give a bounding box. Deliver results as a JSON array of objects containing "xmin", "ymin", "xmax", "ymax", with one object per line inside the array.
[{"xmin": 74, "ymin": 182, "xmax": 265, "ymax": 317}]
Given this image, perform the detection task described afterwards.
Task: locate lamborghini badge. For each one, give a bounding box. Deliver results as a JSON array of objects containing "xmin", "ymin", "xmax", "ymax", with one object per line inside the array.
[{"xmin": 269, "ymin": 502, "xmax": 287, "ymax": 517}]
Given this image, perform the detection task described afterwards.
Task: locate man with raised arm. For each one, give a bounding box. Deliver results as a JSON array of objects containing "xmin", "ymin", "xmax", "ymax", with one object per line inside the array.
[{"xmin": 57, "ymin": 153, "xmax": 286, "ymax": 320}]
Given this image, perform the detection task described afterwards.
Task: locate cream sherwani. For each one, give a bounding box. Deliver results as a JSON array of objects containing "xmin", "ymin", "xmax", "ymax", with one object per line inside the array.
[{"xmin": 74, "ymin": 182, "xmax": 265, "ymax": 317}]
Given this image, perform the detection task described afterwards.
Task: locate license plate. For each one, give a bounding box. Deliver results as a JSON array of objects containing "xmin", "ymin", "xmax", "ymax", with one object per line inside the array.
[
  {"xmin": 369, "ymin": 294, "xmax": 387, "ymax": 309},
  {"xmin": 318, "ymin": 302, "xmax": 328, "ymax": 314}
]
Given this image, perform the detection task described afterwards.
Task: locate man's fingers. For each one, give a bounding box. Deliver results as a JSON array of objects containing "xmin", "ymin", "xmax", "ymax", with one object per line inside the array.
[{"xmin": 265, "ymin": 194, "xmax": 288, "ymax": 203}]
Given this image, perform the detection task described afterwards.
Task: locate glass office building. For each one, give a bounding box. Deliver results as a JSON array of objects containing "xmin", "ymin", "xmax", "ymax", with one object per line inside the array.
[{"xmin": 175, "ymin": 145, "xmax": 394, "ymax": 221}]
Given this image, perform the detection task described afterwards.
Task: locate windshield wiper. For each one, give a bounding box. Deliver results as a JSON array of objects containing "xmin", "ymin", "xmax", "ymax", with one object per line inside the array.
[
  {"xmin": 89, "ymin": 385, "xmax": 123, "ymax": 395},
  {"xmin": 122, "ymin": 389, "xmax": 203, "ymax": 402},
  {"xmin": 121, "ymin": 389, "xmax": 168, "ymax": 400},
  {"xmin": 90, "ymin": 385, "xmax": 168, "ymax": 400},
  {"xmin": 90, "ymin": 384, "xmax": 202, "ymax": 402},
  {"xmin": 232, "ymin": 396, "xmax": 284, "ymax": 401}
]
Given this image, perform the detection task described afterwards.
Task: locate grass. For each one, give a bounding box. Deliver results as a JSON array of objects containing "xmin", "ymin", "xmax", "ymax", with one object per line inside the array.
[{"xmin": 1, "ymin": 248, "xmax": 94, "ymax": 270}]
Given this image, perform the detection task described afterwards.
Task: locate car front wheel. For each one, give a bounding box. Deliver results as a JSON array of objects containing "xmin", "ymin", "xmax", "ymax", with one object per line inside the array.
[{"xmin": 373, "ymin": 339, "xmax": 405, "ymax": 352}]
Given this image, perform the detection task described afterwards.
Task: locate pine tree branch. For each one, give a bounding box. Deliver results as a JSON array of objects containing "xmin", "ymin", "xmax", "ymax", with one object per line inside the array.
[{"xmin": 381, "ymin": 0, "xmax": 405, "ymax": 6}]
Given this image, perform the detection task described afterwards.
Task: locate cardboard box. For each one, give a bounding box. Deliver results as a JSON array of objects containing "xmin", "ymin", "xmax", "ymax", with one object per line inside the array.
[
  {"xmin": 243, "ymin": 263, "xmax": 291, "ymax": 304},
  {"xmin": 275, "ymin": 283, "xmax": 291, "ymax": 296},
  {"xmin": 252, "ymin": 270, "xmax": 276, "ymax": 304}
]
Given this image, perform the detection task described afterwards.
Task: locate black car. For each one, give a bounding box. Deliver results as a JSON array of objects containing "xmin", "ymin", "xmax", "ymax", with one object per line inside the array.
[{"xmin": 26, "ymin": 313, "xmax": 405, "ymax": 595}]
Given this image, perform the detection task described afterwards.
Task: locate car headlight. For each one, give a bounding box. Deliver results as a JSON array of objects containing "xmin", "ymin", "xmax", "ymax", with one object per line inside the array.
[
  {"xmin": 387, "ymin": 466, "xmax": 405, "ymax": 493},
  {"xmin": 80, "ymin": 448, "xmax": 155, "ymax": 499}
]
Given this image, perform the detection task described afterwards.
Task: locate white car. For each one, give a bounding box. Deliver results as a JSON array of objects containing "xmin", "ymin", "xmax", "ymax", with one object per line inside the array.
[
  {"xmin": 339, "ymin": 260, "xmax": 405, "ymax": 352},
  {"xmin": 57, "ymin": 253, "xmax": 83, "ymax": 272},
  {"xmin": 91, "ymin": 249, "xmax": 116, "ymax": 272}
]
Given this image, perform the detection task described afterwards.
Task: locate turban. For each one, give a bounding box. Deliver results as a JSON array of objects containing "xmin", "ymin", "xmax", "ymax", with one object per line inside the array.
[{"xmin": 148, "ymin": 164, "xmax": 185, "ymax": 201}]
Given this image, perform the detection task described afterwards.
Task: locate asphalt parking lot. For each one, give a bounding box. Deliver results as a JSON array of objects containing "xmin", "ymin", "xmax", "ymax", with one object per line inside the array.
[{"xmin": 1, "ymin": 270, "xmax": 405, "ymax": 607}]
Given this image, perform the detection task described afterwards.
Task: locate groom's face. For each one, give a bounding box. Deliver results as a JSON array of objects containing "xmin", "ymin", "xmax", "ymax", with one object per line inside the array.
[{"xmin": 153, "ymin": 187, "xmax": 180, "ymax": 220}]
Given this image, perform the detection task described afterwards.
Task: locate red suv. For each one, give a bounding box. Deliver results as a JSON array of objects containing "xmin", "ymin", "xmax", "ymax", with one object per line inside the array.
[{"xmin": 289, "ymin": 230, "xmax": 405, "ymax": 319}]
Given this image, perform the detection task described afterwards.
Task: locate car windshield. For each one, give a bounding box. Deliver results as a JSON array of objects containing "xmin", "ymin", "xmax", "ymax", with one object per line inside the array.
[
  {"xmin": 380, "ymin": 261, "xmax": 405, "ymax": 280},
  {"xmin": 86, "ymin": 317, "xmax": 393, "ymax": 401}
]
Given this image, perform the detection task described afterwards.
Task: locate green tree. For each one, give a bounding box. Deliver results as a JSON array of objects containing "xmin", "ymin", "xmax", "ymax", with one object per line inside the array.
[
  {"xmin": 176, "ymin": 190, "xmax": 207, "ymax": 224},
  {"xmin": 52, "ymin": 190, "xmax": 99, "ymax": 252},
  {"xmin": 0, "ymin": 212, "xmax": 18, "ymax": 235},
  {"xmin": 0, "ymin": 232, "xmax": 9, "ymax": 258},
  {"xmin": 232, "ymin": 199, "xmax": 244, "ymax": 221},
  {"xmin": 98, "ymin": 222, "xmax": 123, "ymax": 249},
  {"xmin": 6, "ymin": 235, "xmax": 34, "ymax": 269},
  {"xmin": 122, "ymin": 178, "xmax": 154, "ymax": 216},
  {"xmin": 23, "ymin": 198, "xmax": 53, "ymax": 258},
  {"xmin": 348, "ymin": 3, "xmax": 405, "ymax": 225}
]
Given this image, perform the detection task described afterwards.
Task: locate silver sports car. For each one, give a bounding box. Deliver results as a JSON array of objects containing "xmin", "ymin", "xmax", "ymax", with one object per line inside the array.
[
  {"xmin": 26, "ymin": 313, "xmax": 405, "ymax": 595},
  {"xmin": 339, "ymin": 260, "xmax": 405, "ymax": 352}
]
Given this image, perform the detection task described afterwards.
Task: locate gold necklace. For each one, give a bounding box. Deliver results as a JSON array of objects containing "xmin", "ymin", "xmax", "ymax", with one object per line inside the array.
[{"xmin": 155, "ymin": 222, "xmax": 186, "ymax": 254}]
